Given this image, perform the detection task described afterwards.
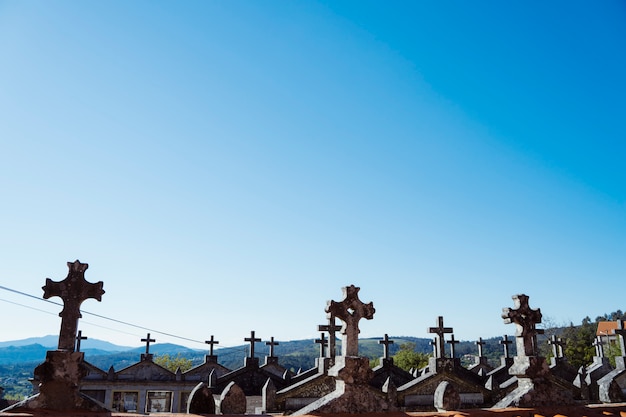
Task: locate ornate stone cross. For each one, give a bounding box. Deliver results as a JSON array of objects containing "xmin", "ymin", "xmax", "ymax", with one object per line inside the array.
[
  {"xmin": 42, "ymin": 260, "xmax": 105, "ymax": 351},
  {"xmin": 428, "ymin": 316, "xmax": 453, "ymax": 359},
  {"xmin": 379, "ymin": 334, "xmax": 394, "ymax": 360},
  {"xmin": 325, "ymin": 285, "xmax": 375, "ymax": 357},
  {"xmin": 318, "ymin": 315, "xmax": 341, "ymax": 359},
  {"xmin": 502, "ymin": 294, "xmax": 543, "ymax": 357},
  {"xmin": 205, "ymin": 335, "xmax": 219, "ymax": 356},
  {"xmin": 245, "ymin": 330, "xmax": 261, "ymax": 358},
  {"xmin": 266, "ymin": 336, "xmax": 279, "ymax": 358}
]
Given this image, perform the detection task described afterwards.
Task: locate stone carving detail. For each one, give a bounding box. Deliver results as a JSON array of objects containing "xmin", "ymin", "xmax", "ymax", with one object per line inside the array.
[
  {"xmin": 325, "ymin": 285, "xmax": 375, "ymax": 357},
  {"xmin": 502, "ymin": 294, "xmax": 543, "ymax": 357},
  {"xmin": 434, "ymin": 381, "xmax": 460, "ymax": 412},
  {"xmin": 42, "ymin": 260, "xmax": 105, "ymax": 351}
]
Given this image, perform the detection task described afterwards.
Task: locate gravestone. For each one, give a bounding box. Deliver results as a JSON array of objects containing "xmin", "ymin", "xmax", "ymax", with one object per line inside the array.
[
  {"xmin": 326, "ymin": 285, "xmax": 375, "ymax": 357},
  {"xmin": 318, "ymin": 316, "xmax": 341, "ymax": 361},
  {"xmin": 429, "ymin": 316, "xmax": 453, "ymax": 359},
  {"xmin": 187, "ymin": 382, "xmax": 215, "ymax": 414},
  {"xmin": 219, "ymin": 381, "xmax": 246, "ymax": 414},
  {"xmin": 205, "ymin": 334, "xmax": 219, "ymax": 363},
  {"xmin": 262, "ymin": 378, "xmax": 276, "ymax": 413},
  {"xmin": 493, "ymin": 294, "xmax": 575, "ymax": 408},
  {"xmin": 315, "ymin": 332, "xmax": 328, "ymax": 358},
  {"xmin": 75, "ymin": 330, "xmax": 87, "ymax": 353},
  {"xmin": 598, "ymin": 320, "xmax": 626, "ymax": 403},
  {"xmin": 469, "ymin": 337, "xmax": 494, "ymax": 376},
  {"xmin": 265, "ymin": 336, "xmax": 279, "ymax": 365},
  {"xmin": 292, "ymin": 285, "xmax": 395, "ymax": 415},
  {"xmin": 379, "ymin": 333, "xmax": 394, "ymax": 363},
  {"xmin": 4, "ymin": 260, "xmax": 107, "ymax": 412},
  {"xmin": 584, "ymin": 336, "xmax": 613, "ymax": 402},
  {"xmin": 141, "ymin": 333, "xmax": 155, "ymax": 361}
]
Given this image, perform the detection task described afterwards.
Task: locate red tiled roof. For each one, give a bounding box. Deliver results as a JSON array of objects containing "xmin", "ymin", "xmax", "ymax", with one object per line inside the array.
[{"xmin": 596, "ymin": 321, "xmax": 618, "ymax": 336}]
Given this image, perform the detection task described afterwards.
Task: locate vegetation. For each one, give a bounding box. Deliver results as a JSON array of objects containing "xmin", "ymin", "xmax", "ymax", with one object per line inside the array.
[
  {"xmin": 561, "ymin": 316, "xmax": 596, "ymax": 368},
  {"xmin": 153, "ymin": 353, "xmax": 193, "ymax": 372},
  {"xmin": 2, "ymin": 308, "xmax": 625, "ymax": 396},
  {"xmin": 392, "ymin": 343, "xmax": 430, "ymax": 371}
]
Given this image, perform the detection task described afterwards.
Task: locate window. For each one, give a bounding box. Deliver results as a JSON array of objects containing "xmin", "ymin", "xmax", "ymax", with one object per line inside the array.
[
  {"xmin": 112, "ymin": 391, "xmax": 138, "ymax": 413},
  {"xmin": 146, "ymin": 391, "xmax": 173, "ymax": 413}
]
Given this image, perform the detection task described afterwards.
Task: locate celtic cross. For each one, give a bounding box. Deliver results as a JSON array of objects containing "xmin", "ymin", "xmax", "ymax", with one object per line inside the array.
[
  {"xmin": 42, "ymin": 260, "xmax": 104, "ymax": 351},
  {"xmin": 325, "ymin": 285, "xmax": 375, "ymax": 357},
  {"xmin": 502, "ymin": 294, "xmax": 543, "ymax": 357}
]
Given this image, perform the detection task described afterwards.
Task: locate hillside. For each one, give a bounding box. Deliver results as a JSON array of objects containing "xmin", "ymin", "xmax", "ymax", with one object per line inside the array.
[{"xmin": 0, "ymin": 334, "xmax": 514, "ymax": 400}]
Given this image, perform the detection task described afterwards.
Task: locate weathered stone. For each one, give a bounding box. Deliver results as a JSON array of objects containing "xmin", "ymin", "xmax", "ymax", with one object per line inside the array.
[
  {"xmin": 42, "ymin": 260, "xmax": 104, "ymax": 351},
  {"xmin": 429, "ymin": 316, "xmax": 453, "ymax": 359},
  {"xmin": 187, "ymin": 382, "xmax": 215, "ymax": 414},
  {"xmin": 219, "ymin": 381, "xmax": 246, "ymax": 414},
  {"xmin": 318, "ymin": 316, "xmax": 341, "ymax": 360},
  {"xmin": 325, "ymin": 285, "xmax": 375, "ymax": 357},
  {"xmin": 502, "ymin": 294, "xmax": 543, "ymax": 357},
  {"xmin": 262, "ymin": 378, "xmax": 276, "ymax": 412},
  {"xmin": 434, "ymin": 381, "xmax": 460, "ymax": 412}
]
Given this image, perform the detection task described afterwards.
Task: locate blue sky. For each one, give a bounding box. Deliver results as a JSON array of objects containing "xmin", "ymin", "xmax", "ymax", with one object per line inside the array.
[{"xmin": 1, "ymin": 1, "xmax": 625, "ymax": 352}]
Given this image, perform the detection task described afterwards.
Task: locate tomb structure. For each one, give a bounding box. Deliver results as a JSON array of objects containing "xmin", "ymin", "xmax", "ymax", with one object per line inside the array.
[
  {"xmin": 493, "ymin": 294, "xmax": 577, "ymax": 408},
  {"xmin": 291, "ymin": 285, "xmax": 396, "ymax": 415},
  {"xmin": 4, "ymin": 261, "xmax": 107, "ymax": 412}
]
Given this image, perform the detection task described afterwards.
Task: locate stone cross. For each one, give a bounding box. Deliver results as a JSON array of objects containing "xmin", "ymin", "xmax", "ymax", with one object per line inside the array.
[
  {"xmin": 475, "ymin": 337, "xmax": 485, "ymax": 357},
  {"xmin": 501, "ymin": 294, "xmax": 543, "ymax": 357},
  {"xmin": 379, "ymin": 334, "xmax": 394, "ymax": 360},
  {"xmin": 142, "ymin": 333, "xmax": 155, "ymax": 360},
  {"xmin": 318, "ymin": 315, "xmax": 341, "ymax": 359},
  {"xmin": 428, "ymin": 316, "xmax": 453, "ymax": 359},
  {"xmin": 325, "ymin": 285, "xmax": 375, "ymax": 357},
  {"xmin": 430, "ymin": 338, "xmax": 438, "ymax": 357},
  {"xmin": 447, "ymin": 334, "xmax": 460, "ymax": 358},
  {"xmin": 266, "ymin": 336, "xmax": 279, "ymax": 358},
  {"xmin": 593, "ymin": 336, "xmax": 604, "ymax": 358},
  {"xmin": 315, "ymin": 333, "xmax": 328, "ymax": 358},
  {"xmin": 245, "ymin": 330, "xmax": 261, "ymax": 358},
  {"xmin": 500, "ymin": 335, "xmax": 512, "ymax": 358},
  {"xmin": 75, "ymin": 330, "xmax": 87, "ymax": 353},
  {"xmin": 547, "ymin": 335, "xmax": 565, "ymax": 358},
  {"xmin": 42, "ymin": 260, "xmax": 105, "ymax": 351},
  {"xmin": 205, "ymin": 335, "xmax": 219, "ymax": 356},
  {"xmin": 614, "ymin": 320, "xmax": 626, "ymax": 357}
]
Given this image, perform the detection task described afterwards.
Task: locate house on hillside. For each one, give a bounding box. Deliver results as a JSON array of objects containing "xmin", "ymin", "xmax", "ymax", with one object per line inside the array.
[{"xmin": 597, "ymin": 321, "xmax": 619, "ymax": 345}]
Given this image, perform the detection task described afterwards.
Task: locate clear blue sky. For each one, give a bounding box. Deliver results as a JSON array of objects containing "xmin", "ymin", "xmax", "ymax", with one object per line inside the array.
[{"xmin": 1, "ymin": 1, "xmax": 625, "ymax": 352}]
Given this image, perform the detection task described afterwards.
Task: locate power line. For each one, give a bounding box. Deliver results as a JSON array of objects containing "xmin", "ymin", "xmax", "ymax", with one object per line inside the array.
[{"xmin": 0, "ymin": 284, "xmax": 226, "ymax": 348}]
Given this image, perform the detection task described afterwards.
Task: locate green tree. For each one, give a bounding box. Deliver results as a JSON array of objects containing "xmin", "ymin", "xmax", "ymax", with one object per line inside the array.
[
  {"xmin": 561, "ymin": 317, "xmax": 595, "ymax": 368},
  {"xmin": 154, "ymin": 353, "xmax": 193, "ymax": 373},
  {"xmin": 392, "ymin": 343, "xmax": 430, "ymax": 372}
]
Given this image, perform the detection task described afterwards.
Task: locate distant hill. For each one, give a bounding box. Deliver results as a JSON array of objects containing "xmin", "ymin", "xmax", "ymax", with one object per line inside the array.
[
  {"xmin": 0, "ymin": 335, "xmax": 132, "ymax": 351},
  {"xmin": 0, "ymin": 334, "xmax": 518, "ymax": 399}
]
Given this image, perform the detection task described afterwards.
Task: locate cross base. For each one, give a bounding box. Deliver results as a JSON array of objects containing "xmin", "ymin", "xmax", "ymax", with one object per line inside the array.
[
  {"xmin": 329, "ymin": 356, "xmax": 373, "ymax": 385},
  {"xmin": 508, "ymin": 356, "xmax": 550, "ymax": 379},
  {"xmin": 5, "ymin": 351, "xmax": 108, "ymax": 412},
  {"xmin": 493, "ymin": 376, "xmax": 575, "ymax": 408}
]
